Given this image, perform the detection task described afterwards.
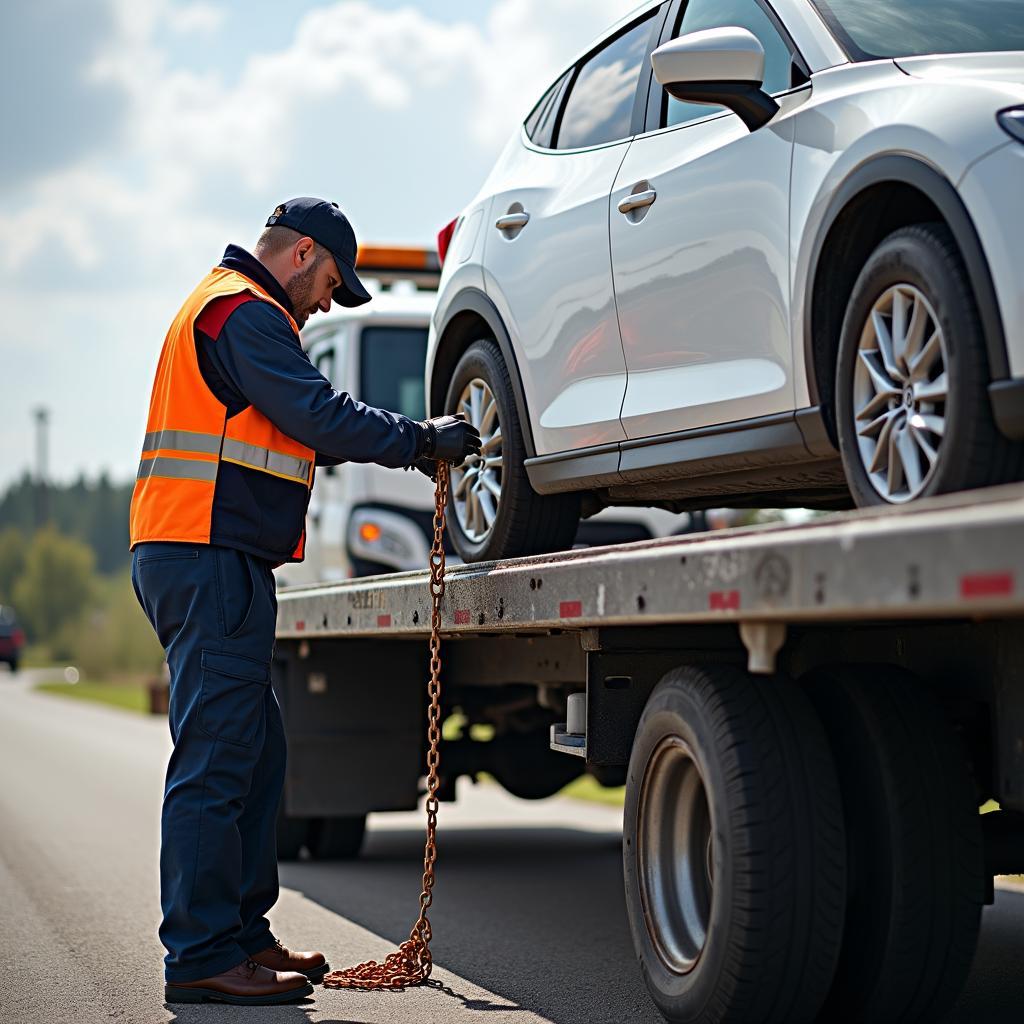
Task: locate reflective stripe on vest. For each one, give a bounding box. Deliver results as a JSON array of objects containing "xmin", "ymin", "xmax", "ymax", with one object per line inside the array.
[
  {"xmin": 143, "ymin": 429, "xmax": 222, "ymax": 456},
  {"xmin": 138, "ymin": 430, "xmax": 312, "ymax": 486},
  {"xmin": 137, "ymin": 456, "xmax": 219, "ymax": 482},
  {"xmin": 221, "ymin": 439, "xmax": 312, "ymax": 484}
]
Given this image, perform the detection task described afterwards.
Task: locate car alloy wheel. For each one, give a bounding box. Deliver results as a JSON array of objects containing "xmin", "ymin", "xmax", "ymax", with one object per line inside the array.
[
  {"xmin": 451, "ymin": 377, "xmax": 504, "ymax": 543},
  {"xmin": 852, "ymin": 283, "xmax": 948, "ymax": 503},
  {"xmin": 443, "ymin": 339, "xmax": 580, "ymax": 562}
]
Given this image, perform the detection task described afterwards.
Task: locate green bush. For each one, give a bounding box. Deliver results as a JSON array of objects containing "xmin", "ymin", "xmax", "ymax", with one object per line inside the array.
[
  {"xmin": 61, "ymin": 573, "xmax": 163, "ymax": 678},
  {"xmin": 13, "ymin": 527, "xmax": 95, "ymax": 642},
  {"xmin": 0, "ymin": 526, "xmax": 27, "ymax": 603}
]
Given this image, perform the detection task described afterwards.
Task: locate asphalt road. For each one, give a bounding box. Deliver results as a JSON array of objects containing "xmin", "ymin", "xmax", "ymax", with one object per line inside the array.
[{"xmin": 1, "ymin": 665, "xmax": 1022, "ymax": 1024}]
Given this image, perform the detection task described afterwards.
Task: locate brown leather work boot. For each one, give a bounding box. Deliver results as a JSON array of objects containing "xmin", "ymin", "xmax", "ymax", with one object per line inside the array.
[
  {"xmin": 164, "ymin": 958, "xmax": 313, "ymax": 1005},
  {"xmin": 251, "ymin": 938, "xmax": 330, "ymax": 983}
]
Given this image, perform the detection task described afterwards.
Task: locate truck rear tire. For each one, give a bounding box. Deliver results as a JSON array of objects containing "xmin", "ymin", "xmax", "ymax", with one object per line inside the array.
[
  {"xmin": 623, "ymin": 666, "xmax": 847, "ymax": 1024},
  {"xmin": 308, "ymin": 814, "xmax": 367, "ymax": 860},
  {"xmin": 803, "ymin": 665, "xmax": 985, "ymax": 1022}
]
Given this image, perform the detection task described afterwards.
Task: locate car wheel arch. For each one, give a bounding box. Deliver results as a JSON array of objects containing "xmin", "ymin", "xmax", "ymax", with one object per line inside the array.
[
  {"xmin": 803, "ymin": 153, "xmax": 1007, "ymax": 444},
  {"xmin": 430, "ymin": 288, "xmax": 538, "ymax": 458}
]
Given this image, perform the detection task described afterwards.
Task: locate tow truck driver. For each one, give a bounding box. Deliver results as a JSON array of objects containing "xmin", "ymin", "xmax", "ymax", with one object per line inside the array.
[{"xmin": 128, "ymin": 198, "xmax": 480, "ymax": 1006}]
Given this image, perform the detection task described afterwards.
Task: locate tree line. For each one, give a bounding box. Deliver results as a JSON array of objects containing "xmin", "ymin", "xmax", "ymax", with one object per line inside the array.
[
  {"xmin": 0, "ymin": 472, "xmax": 133, "ymax": 574},
  {"xmin": 0, "ymin": 474, "xmax": 162, "ymax": 678}
]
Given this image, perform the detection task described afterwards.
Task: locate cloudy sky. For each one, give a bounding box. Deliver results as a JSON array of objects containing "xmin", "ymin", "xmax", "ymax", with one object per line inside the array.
[{"xmin": 0, "ymin": 0, "xmax": 633, "ymax": 488}]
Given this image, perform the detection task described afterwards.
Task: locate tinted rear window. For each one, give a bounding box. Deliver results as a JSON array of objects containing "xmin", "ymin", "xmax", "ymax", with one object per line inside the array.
[
  {"xmin": 813, "ymin": 0, "xmax": 1024, "ymax": 58},
  {"xmin": 556, "ymin": 11, "xmax": 657, "ymax": 149},
  {"xmin": 359, "ymin": 326, "xmax": 429, "ymax": 421},
  {"xmin": 525, "ymin": 72, "xmax": 571, "ymax": 148}
]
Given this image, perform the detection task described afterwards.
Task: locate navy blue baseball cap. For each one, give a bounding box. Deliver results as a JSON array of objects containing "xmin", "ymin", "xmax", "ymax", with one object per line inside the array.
[{"xmin": 266, "ymin": 197, "xmax": 371, "ymax": 307}]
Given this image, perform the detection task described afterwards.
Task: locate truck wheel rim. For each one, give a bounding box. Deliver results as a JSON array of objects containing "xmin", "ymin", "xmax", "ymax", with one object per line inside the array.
[
  {"xmin": 638, "ymin": 735, "xmax": 713, "ymax": 975},
  {"xmin": 852, "ymin": 284, "xmax": 948, "ymax": 503},
  {"xmin": 452, "ymin": 377, "xmax": 503, "ymax": 543}
]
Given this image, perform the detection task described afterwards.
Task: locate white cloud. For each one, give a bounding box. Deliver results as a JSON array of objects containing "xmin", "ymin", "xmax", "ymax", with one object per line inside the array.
[
  {"xmin": 1, "ymin": 0, "xmax": 638, "ymax": 484},
  {"xmin": 6, "ymin": 0, "xmax": 634, "ymax": 276},
  {"xmin": 168, "ymin": 2, "xmax": 226, "ymax": 35}
]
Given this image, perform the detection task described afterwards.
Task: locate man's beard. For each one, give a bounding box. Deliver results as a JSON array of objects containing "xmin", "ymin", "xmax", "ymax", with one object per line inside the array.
[{"xmin": 285, "ymin": 255, "xmax": 323, "ymax": 329}]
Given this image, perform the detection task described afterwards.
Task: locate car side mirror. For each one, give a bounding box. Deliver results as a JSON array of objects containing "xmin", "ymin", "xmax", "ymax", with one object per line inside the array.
[{"xmin": 651, "ymin": 26, "xmax": 780, "ymax": 132}]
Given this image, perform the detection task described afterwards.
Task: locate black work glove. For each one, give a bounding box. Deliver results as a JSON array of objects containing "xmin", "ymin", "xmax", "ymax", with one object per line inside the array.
[
  {"xmin": 409, "ymin": 455, "xmax": 438, "ymax": 482},
  {"xmin": 419, "ymin": 414, "xmax": 482, "ymax": 466}
]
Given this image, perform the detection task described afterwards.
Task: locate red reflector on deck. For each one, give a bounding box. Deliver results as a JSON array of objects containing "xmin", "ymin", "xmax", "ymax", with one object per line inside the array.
[
  {"xmin": 960, "ymin": 572, "xmax": 1013, "ymax": 599},
  {"xmin": 295, "ymin": 620, "xmax": 305, "ymax": 631},
  {"xmin": 454, "ymin": 610, "xmax": 471, "ymax": 625},
  {"xmin": 377, "ymin": 614, "xmax": 392, "ymax": 627},
  {"xmin": 709, "ymin": 590, "xmax": 740, "ymax": 611},
  {"xmin": 560, "ymin": 600, "xmax": 583, "ymax": 618}
]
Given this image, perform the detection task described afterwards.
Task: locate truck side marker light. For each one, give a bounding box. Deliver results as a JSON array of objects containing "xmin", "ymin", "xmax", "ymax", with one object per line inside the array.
[
  {"xmin": 560, "ymin": 600, "xmax": 583, "ymax": 618},
  {"xmin": 377, "ymin": 614, "xmax": 392, "ymax": 628},
  {"xmin": 360, "ymin": 522, "xmax": 383, "ymax": 543},
  {"xmin": 960, "ymin": 572, "xmax": 1014, "ymax": 599},
  {"xmin": 710, "ymin": 590, "xmax": 741, "ymax": 612},
  {"xmin": 454, "ymin": 609, "xmax": 471, "ymax": 625},
  {"xmin": 295, "ymin": 620, "xmax": 306, "ymax": 631}
]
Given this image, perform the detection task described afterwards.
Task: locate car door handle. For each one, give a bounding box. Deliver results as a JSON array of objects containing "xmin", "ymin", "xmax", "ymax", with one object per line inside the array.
[
  {"xmin": 495, "ymin": 212, "xmax": 530, "ymax": 231},
  {"xmin": 618, "ymin": 188, "xmax": 657, "ymax": 214}
]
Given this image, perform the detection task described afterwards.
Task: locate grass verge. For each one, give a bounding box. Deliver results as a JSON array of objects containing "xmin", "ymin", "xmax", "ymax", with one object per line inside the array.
[
  {"xmin": 35, "ymin": 680, "xmax": 150, "ymax": 714},
  {"xmin": 560, "ymin": 774, "xmax": 625, "ymax": 806}
]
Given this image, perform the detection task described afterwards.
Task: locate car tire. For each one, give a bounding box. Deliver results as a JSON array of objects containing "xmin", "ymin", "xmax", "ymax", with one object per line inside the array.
[
  {"xmin": 443, "ymin": 338, "xmax": 580, "ymax": 562},
  {"xmin": 836, "ymin": 222, "xmax": 1022, "ymax": 506},
  {"xmin": 803, "ymin": 665, "xmax": 985, "ymax": 1023},
  {"xmin": 307, "ymin": 814, "xmax": 367, "ymax": 860},
  {"xmin": 623, "ymin": 666, "xmax": 847, "ymax": 1024}
]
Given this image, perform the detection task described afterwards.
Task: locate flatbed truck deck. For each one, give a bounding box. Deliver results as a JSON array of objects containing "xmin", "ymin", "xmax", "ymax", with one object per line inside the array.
[{"xmin": 273, "ymin": 483, "xmax": 1024, "ymax": 1023}]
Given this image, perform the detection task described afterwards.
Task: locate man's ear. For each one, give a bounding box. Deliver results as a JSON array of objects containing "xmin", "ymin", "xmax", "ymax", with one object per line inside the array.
[{"xmin": 294, "ymin": 236, "xmax": 316, "ymax": 267}]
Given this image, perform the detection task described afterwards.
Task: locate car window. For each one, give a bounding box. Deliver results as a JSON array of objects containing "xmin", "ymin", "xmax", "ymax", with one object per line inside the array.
[
  {"xmin": 524, "ymin": 71, "xmax": 571, "ymax": 149},
  {"xmin": 359, "ymin": 326, "xmax": 429, "ymax": 420},
  {"xmin": 663, "ymin": 0, "xmax": 794, "ymax": 129},
  {"xmin": 811, "ymin": 0, "xmax": 1024, "ymax": 59},
  {"xmin": 556, "ymin": 11, "xmax": 658, "ymax": 150}
]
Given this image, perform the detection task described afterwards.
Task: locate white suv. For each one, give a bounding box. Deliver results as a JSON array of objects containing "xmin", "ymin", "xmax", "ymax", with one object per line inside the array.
[
  {"xmin": 427, "ymin": 0, "xmax": 1024, "ymax": 563},
  {"xmin": 277, "ymin": 249, "xmax": 693, "ymax": 586}
]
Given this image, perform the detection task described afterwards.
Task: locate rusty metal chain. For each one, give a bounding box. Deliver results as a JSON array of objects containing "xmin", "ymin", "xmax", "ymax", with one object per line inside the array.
[{"xmin": 322, "ymin": 460, "xmax": 449, "ymax": 991}]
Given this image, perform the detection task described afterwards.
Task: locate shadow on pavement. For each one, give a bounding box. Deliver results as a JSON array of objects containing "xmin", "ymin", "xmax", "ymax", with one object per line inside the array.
[
  {"xmin": 165, "ymin": 999, "xmax": 319, "ymax": 1023},
  {"xmin": 167, "ymin": 1003, "xmax": 381, "ymax": 1024},
  {"xmin": 282, "ymin": 827, "xmax": 1024, "ymax": 1024},
  {"xmin": 283, "ymin": 825, "xmax": 663, "ymax": 1024}
]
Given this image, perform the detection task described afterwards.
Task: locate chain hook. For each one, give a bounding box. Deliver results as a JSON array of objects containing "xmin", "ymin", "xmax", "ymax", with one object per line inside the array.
[{"xmin": 323, "ymin": 460, "xmax": 450, "ymax": 990}]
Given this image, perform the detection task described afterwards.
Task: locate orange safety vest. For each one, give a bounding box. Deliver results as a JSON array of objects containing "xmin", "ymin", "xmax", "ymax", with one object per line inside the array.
[{"xmin": 129, "ymin": 266, "xmax": 315, "ymax": 562}]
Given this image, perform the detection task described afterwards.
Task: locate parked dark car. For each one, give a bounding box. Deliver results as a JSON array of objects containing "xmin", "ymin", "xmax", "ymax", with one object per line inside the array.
[{"xmin": 0, "ymin": 606, "xmax": 25, "ymax": 672}]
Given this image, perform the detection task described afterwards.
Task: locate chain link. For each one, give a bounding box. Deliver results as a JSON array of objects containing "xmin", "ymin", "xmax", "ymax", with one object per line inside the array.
[{"xmin": 322, "ymin": 460, "xmax": 450, "ymax": 991}]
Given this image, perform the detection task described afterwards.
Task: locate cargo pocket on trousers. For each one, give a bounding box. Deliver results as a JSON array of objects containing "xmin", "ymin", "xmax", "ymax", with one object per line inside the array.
[{"xmin": 198, "ymin": 650, "xmax": 270, "ymax": 747}]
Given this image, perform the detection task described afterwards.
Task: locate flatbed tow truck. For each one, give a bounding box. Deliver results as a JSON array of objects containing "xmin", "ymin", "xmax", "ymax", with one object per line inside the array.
[{"xmin": 273, "ymin": 483, "xmax": 1024, "ymax": 1023}]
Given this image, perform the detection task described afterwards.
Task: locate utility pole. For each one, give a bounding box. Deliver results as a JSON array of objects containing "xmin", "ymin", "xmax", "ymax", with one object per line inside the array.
[{"xmin": 33, "ymin": 406, "xmax": 50, "ymax": 528}]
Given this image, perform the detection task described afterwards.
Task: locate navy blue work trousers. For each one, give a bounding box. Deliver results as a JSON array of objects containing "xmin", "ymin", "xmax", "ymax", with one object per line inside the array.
[{"xmin": 131, "ymin": 542, "xmax": 285, "ymax": 983}]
